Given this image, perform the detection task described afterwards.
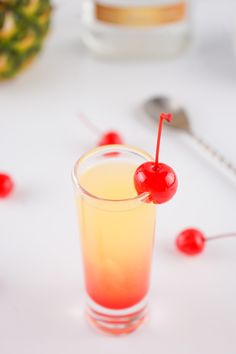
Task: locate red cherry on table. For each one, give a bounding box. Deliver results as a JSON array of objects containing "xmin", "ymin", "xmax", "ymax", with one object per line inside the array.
[
  {"xmin": 0, "ymin": 173, "xmax": 14, "ymax": 198},
  {"xmin": 134, "ymin": 112, "xmax": 177, "ymax": 204},
  {"xmin": 176, "ymin": 229, "xmax": 236, "ymax": 256},
  {"xmin": 134, "ymin": 162, "xmax": 177, "ymax": 204},
  {"xmin": 176, "ymin": 228, "xmax": 206, "ymax": 255},
  {"xmin": 98, "ymin": 131, "xmax": 123, "ymax": 146}
]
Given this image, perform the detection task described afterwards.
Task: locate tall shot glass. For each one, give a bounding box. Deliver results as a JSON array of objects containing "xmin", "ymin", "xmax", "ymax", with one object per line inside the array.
[{"xmin": 72, "ymin": 145, "xmax": 156, "ymax": 335}]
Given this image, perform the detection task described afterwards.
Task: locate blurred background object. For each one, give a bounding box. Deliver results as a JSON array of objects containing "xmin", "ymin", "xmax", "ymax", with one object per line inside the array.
[
  {"xmin": 0, "ymin": 0, "xmax": 52, "ymax": 79},
  {"xmin": 80, "ymin": 0, "xmax": 190, "ymax": 58},
  {"xmin": 144, "ymin": 96, "xmax": 236, "ymax": 185}
]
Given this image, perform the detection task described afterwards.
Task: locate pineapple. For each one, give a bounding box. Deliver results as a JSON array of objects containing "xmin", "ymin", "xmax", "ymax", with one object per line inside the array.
[{"xmin": 0, "ymin": 0, "xmax": 52, "ymax": 79}]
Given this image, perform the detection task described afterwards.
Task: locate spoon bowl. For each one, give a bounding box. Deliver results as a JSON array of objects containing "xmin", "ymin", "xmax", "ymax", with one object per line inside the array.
[
  {"xmin": 144, "ymin": 96, "xmax": 191, "ymax": 132},
  {"xmin": 143, "ymin": 95, "xmax": 236, "ymax": 183}
]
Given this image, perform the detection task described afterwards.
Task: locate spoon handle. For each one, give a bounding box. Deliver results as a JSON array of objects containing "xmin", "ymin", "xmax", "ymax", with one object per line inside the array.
[{"xmin": 189, "ymin": 131, "xmax": 236, "ymax": 180}]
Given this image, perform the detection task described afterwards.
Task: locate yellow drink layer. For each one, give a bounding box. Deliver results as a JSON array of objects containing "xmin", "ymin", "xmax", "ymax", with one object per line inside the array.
[
  {"xmin": 77, "ymin": 161, "xmax": 156, "ymax": 310},
  {"xmin": 80, "ymin": 161, "xmax": 138, "ymax": 200}
]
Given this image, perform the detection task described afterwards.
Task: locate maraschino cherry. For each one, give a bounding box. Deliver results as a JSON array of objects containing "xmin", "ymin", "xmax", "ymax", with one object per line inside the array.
[
  {"xmin": 98, "ymin": 131, "xmax": 123, "ymax": 146},
  {"xmin": 77, "ymin": 113, "xmax": 123, "ymax": 146},
  {"xmin": 176, "ymin": 228, "xmax": 205, "ymax": 255},
  {"xmin": 176, "ymin": 228, "xmax": 236, "ymax": 255},
  {"xmin": 134, "ymin": 113, "xmax": 177, "ymax": 204},
  {"xmin": 0, "ymin": 173, "xmax": 14, "ymax": 198}
]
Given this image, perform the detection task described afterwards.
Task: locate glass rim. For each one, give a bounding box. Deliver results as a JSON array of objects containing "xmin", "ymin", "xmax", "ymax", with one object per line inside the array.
[{"xmin": 72, "ymin": 144, "xmax": 153, "ymax": 203}]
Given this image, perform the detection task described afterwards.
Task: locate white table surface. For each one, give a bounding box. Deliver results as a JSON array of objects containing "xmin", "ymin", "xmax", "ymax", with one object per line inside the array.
[{"xmin": 1, "ymin": 1, "xmax": 236, "ymax": 353}]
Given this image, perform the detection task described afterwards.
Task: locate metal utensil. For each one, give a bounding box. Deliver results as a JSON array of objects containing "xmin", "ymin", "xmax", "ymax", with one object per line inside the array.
[{"xmin": 144, "ymin": 96, "xmax": 236, "ymax": 182}]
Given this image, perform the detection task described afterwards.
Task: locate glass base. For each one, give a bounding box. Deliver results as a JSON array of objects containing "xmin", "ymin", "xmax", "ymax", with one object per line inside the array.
[
  {"xmin": 86, "ymin": 297, "xmax": 148, "ymax": 335},
  {"xmin": 81, "ymin": 30, "xmax": 190, "ymax": 59}
]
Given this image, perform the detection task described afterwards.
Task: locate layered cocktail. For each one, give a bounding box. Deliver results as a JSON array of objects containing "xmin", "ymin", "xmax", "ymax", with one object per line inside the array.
[
  {"xmin": 73, "ymin": 145, "xmax": 156, "ymax": 334},
  {"xmin": 72, "ymin": 113, "xmax": 177, "ymax": 334}
]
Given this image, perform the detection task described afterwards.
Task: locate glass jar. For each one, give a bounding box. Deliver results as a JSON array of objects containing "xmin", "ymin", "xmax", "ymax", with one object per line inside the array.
[{"xmin": 80, "ymin": 0, "xmax": 191, "ymax": 59}]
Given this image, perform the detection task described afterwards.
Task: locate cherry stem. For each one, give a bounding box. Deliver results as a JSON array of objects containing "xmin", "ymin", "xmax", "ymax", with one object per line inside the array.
[
  {"xmin": 77, "ymin": 112, "xmax": 102, "ymax": 136},
  {"xmin": 154, "ymin": 113, "xmax": 172, "ymax": 170},
  {"xmin": 206, "ymin": 233, "xmax": 236, "ymax": 242}
]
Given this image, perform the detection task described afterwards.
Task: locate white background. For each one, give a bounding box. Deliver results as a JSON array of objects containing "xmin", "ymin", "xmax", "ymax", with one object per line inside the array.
[{"xmin": 1, "ymin": 1, "xmax": 236, "ymax": 353}]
